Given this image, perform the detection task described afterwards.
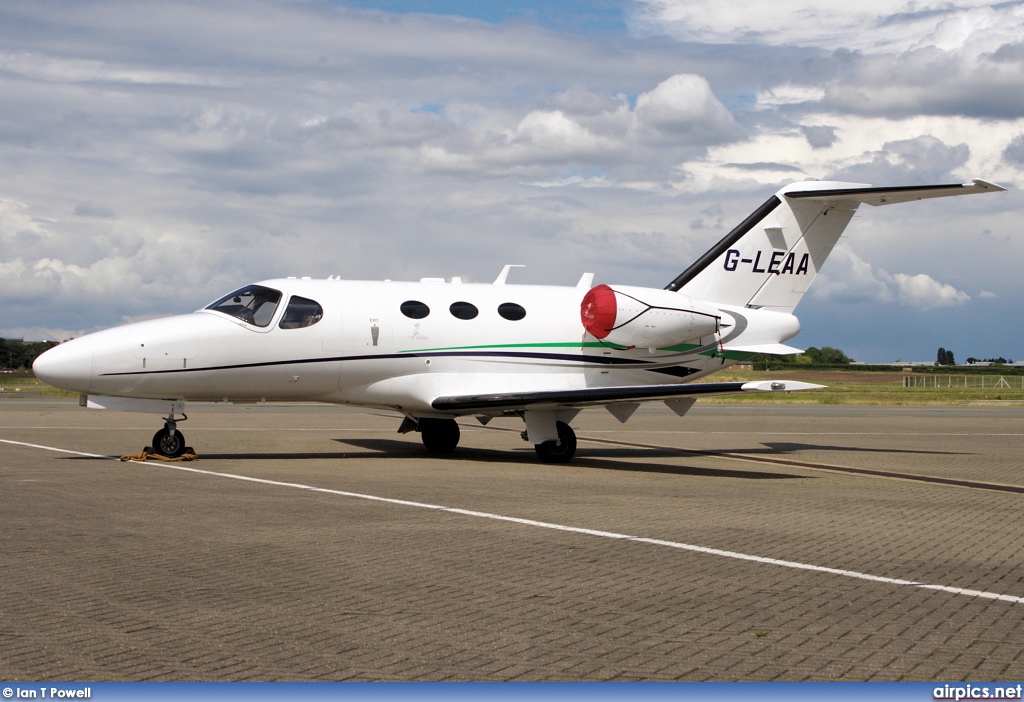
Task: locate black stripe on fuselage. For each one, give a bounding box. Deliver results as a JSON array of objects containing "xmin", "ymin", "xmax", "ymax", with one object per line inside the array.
[{"xmin": 97, "ymin": 349, "xmax": 705, "ymax": 377}]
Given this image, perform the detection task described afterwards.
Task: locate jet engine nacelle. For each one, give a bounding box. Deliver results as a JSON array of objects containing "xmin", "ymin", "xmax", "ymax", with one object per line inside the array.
[{"xmin": 580, "ymin": 284, "xmax": 721, "ymax": 350}]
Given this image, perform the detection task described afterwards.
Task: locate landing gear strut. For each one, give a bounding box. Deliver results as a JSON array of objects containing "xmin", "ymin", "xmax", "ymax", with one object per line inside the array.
[
  {"xmin": 534, "ymin": 421, "xmax": 576, "ymax": 463},
  {"xmin": 149, "ymin": 412, "xmax": 189, "ymax": 458},
  {"xmin": 419, "ymin": 418, "xmax": 460, "ymax": 454}
]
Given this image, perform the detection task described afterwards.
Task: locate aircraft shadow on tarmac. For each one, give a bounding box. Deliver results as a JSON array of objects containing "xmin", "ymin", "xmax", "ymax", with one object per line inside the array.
[
  {"xmin": 330, "ymin": 437, "xmax": 803, "ymax": 480},
  {"xmin": 752, "ymin": 441, "xmax": 969, "ymax": 457}
]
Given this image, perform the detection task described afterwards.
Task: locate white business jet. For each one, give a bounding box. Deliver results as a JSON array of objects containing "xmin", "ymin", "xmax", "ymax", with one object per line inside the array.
[{"xmin": 33, "ymin": 179, "xmax": 1003, "ymax": 462}]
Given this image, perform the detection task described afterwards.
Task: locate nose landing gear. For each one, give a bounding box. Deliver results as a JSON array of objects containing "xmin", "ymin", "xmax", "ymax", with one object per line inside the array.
[{"xmin": 148, "ymin": 412, "xmax": 192, "ymax": 458}]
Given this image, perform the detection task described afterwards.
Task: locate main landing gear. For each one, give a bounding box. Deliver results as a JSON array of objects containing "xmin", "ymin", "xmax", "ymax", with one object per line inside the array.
[
  {"xmin": 534, "ymin": 421, "xmax": 576, "ymax": 463},
  {"xmin": 148, "ymin": 411, "xmax": 191, "ymax": 458},
  {"xmin": 418, "ymin": 418, "xmax": 461, "ymax": 454},
  {"xmin": 400, "ymin": 415, "xmax": 577, "ymax": 462}
]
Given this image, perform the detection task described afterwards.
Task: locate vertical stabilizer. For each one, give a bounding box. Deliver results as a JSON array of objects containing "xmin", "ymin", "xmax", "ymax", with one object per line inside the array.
[{"xmin": 666, "ymin": 179, "xmax": 1004, "ymax": 313}]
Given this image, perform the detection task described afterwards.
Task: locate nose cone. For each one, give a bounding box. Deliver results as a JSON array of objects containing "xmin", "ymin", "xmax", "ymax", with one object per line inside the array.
[{"xmin": 33, "ymin": 340, "xmax": 93, "ymax": 394}]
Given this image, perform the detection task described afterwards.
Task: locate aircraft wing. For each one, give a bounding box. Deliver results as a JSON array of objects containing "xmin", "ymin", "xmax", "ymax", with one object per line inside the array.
[{"xmin": 431, "ymin": 380, "xmax": 825, "ymax": 413}]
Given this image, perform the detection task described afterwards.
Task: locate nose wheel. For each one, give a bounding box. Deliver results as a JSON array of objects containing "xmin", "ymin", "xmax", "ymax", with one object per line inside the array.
[
  {"xmin": 152, "ymin": 426, "xmax": 188, "ymax": 458},
  {"xmin": 147, "ymin": 411, "xmax": 191, "ymax": 458}
]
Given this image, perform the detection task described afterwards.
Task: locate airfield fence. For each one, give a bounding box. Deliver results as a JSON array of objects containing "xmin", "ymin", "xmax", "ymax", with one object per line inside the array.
[{"xmin": 903, "ymin": 375, "xmax": 1024, "ymax": 389}]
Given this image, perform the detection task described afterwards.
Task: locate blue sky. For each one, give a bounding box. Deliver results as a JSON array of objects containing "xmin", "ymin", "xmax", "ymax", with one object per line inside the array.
[
  {"xmin": 340, "ymin": 0, "xmax": 629, "ymax": 34},
  {"xmin": 1, "ymin": 0, "xmax": 1022, "ymax": 362}
]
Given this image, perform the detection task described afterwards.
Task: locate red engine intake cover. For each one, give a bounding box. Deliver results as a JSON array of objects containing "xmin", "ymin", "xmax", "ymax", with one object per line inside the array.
[{"xmin": 580, "ymin": 284, "xmax": 617, "ymax": 339}]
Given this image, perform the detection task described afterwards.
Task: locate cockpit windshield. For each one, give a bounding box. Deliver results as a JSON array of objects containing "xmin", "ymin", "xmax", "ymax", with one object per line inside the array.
[{"xmin": 206, "ymin": 285, "xmax": 282, "ymax": 327}]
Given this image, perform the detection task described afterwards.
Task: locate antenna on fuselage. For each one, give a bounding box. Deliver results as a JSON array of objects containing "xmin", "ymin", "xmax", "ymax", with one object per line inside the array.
[{"xmin": 493, "ymin": 264, "xmax": 525, "ymax": 285}]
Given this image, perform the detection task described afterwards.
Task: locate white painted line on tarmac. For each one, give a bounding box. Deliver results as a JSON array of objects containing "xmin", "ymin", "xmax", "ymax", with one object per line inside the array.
[{"xmin": 4, "ymin": 437, "xmax": 1023, "ymax": 606}]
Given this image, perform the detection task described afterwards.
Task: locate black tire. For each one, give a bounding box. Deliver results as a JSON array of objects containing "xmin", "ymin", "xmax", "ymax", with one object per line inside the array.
[
  {"xmin": 152, "ymin": 427, "xmax": 187, "ymax": 458},
  {"xmin": 420, "ymin": 418, "xmax": 460, "ymax": 454},
  {"xmin": 534, "ymin": 421, "xmax": 576, "ymax": 463}
]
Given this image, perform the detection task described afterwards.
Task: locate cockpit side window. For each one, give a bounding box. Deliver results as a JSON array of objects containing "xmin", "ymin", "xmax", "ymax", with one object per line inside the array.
[
  {"xmin": 279, "ymin": 296, "xmax": 324, "ymax": 329},
  {"xmin": 206, "ymin": 285, "xmax": 283, "ymax": 328}
]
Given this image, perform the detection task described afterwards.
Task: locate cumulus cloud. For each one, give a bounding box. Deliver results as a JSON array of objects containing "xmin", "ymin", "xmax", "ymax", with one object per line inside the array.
[
  {"xmin": 808, "ymin": 245, "xmax": 895, "ymax": 304},
  {"xmin": 630, "ymin": 0, "xmax": 1024, "ymax": 54},
  {"xmin": 1004, "ymin": 134, "xmax": 1024, "ymax": 164},
  {"xmin": 633, "ymin": 74, "xmax": 739, "ymax": 143},
  {"xmin": 891, "ymin": 272, "xmax": 971, "ymax": 308},
  {"xmin": 801, "ymin": 125, "xmax": 838, "ymax": 149},
  {"xmin": 828, "ymin": 135, "xmax": 971, "ymax": 183},
  {"xmin": 413, "ymin": 73, "xmax": 739, "ymax": 180},
  {"xmin": 809, "ymin": 244, "xmax": 971, "ymax": 310},
  {"xmin": 505, "ymin": 110, "xmax": 621, "ymax": 162}
]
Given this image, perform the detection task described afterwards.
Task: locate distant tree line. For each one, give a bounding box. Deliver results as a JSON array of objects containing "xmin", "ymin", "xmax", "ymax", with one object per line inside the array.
[
  {"xmin": 749, "ymin": 344, "xmax": 1018, "ymax": 371},
  {"xmin": 938, "ymin": 348, "xmax": 1015, "ymax": 365},
  {"xmin": 0, "ymin": 339, "xmax": 59, "ymax": 370},
  {"xmin": 749, "ymin": 346, "xmax": 853, "ymax": 368}
]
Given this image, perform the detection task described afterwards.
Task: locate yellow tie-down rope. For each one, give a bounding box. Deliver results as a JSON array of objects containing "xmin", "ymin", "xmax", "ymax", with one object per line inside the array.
[{"xmin": 120, "ymin": 451, "xmax": 199, "ymax": 462}]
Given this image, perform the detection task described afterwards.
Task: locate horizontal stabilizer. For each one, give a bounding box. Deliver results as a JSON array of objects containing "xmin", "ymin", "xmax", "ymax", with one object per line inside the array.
[
  {"xmin": 432, "ymin": 379, "xmax": 824, "ymax": 413},
  {"xmin": 784, "ymin": 179, "xmax": 1005, "ymax": 207}
]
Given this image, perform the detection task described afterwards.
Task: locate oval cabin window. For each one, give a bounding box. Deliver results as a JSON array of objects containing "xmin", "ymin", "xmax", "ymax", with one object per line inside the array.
[
  {"xmin": 400, "ymin": 300, "xmax": 430, "ymax": 319},
  {"xmin": 497, "ymin": 302, "xmax": 526, "ymax": 321},
  {"xmin": 449, "ymin": 301, "xmax": 479, "ymax": 320}
]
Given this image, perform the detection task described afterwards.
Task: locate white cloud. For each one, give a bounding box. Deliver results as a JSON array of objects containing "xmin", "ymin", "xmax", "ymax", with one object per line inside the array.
[
  {"xmin": 809, "ymin": 244, "xmax": 971, "ymax": 310},
  {"xmin": 506, "ymin": 110, "xmax": 619, "ymax": 159},
  {"xmin": 891, "ymin": 272, "xmax": 971, "ymax": 308},
  {"xmin": 755, "ymin": 84, "xmax": 826, "ymax": 110},
  {"xmin": 808, "ymin": 245, "xmax": 894, "ymax": 304},
  {"xmin": 633, "ymin": 74, "xmax": 739, "ymax": 142},
  {"xmin": 630, "ymin": 0, "xmax": 1024, "ymax": 55}
]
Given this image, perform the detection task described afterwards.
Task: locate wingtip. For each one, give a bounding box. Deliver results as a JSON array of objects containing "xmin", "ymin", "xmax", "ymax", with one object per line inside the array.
[
  {"xmin": 741, "ymin": 380, "xmax": 827, "ymax": 392},
  {"xmin": 970, "ymin": 178, "xmax": 1007, "ymax": 192}
]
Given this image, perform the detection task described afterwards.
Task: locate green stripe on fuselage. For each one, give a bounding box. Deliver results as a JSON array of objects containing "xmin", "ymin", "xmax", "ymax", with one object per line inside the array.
[
  {"xmin": 397, "ymin": 341, "xmax": 631, "ymax": 354},
  {"xmin": 396, "ymin": 341, "xmax": 752, "ymax": 360}
]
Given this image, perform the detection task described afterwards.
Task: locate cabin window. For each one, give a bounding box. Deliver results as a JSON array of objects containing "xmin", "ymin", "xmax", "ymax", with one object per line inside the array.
[
  {"xmin": 400, "ymin": 300, "xmax": 430, "ymax": 319},
  {"xmin": 449, "ymin": 301, "xmax": 478, "ymax": 320},
  {"xmin": 206, "ymin": 285, "xmax": 282, "ymax": 328},
  {"xmin": 497, "ymin": 302, "xmax": 526, "ymax": 321},
  {"xmin": 279, "ymin": 296, "xmax": 323, "ymax": 329}
]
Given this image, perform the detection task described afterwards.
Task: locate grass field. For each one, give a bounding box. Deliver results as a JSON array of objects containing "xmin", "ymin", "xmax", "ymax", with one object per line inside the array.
[
  {"xmin": 5, "ymin": 369, "xmax": 1024, "ymax": 406},
  {"xmin": 0, "ymin": 371, "xmax": 73, "ymax": 397},
  {"xmin": 701, "ymin": 370, "xmax": 1024, "ymax": 405}
]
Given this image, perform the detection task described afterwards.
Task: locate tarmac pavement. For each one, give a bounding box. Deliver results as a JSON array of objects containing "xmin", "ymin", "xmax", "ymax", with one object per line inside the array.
[{"xmin": 2, "ymin": 397, "xmax": 1023, "ymax": 681}]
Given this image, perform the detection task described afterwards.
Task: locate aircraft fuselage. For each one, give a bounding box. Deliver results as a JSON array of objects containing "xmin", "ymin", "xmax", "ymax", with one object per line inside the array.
[{"xmin": 42, "ymin": 278, "xmax": 761, "ymax": 415}]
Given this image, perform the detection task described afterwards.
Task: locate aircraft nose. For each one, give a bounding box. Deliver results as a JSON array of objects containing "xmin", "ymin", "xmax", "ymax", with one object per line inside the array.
[{"xmin": 33, "ymin": 341, "xmax": 93, "ymax": 394}]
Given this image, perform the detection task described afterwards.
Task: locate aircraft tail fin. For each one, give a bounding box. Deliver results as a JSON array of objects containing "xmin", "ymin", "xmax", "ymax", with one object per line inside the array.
[{"xmin": 666, "ymin": 179, "xmax": 1004, "ymax": 313}]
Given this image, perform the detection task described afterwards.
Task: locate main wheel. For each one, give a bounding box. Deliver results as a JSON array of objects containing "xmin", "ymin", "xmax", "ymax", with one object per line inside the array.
[
  {"xmin": 152, "ymin": 427, "xmax": 187, "ymax": 458},
  {"xmin": 419, "ymin": 418, "xmax": 460, "ymax": 454},
  {"xmin": 534, "ymin": 421, "xmax": 576, "ymax": 463}
]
